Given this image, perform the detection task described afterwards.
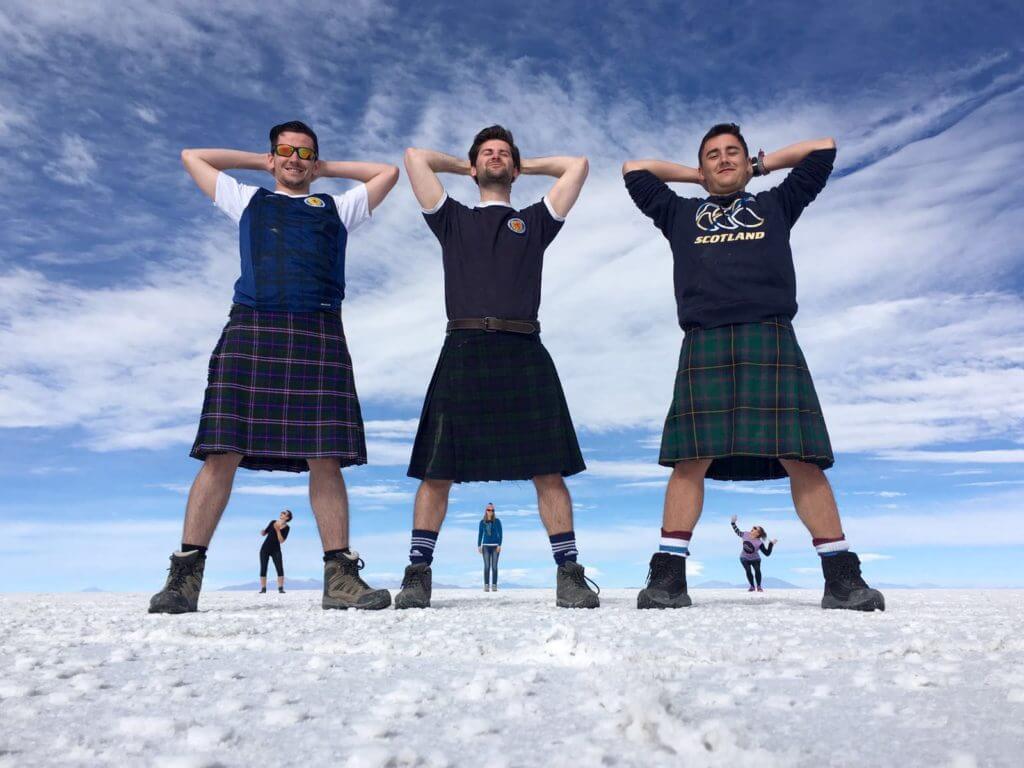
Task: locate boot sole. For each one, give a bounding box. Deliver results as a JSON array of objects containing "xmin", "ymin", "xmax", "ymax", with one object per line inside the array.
[
  {"xmin": 637, "ymin": 590, "xmax": 692, "ymax": 609},
  {"xmin": 322, "ymin": 591, "xmax": 392, "ymax": 611},
  {"xmin": 556, "ymin": 598, "xmax": 600, "ymax": 609},
  {"xmin": 821, "ymin": 593, "xmax": 886, "ymax": 612},
  {"xmin": 148, "ymin": 603, "xmax": 196, "ymax": 614},
  {"xmin": 394, "ymin": 596, "xmax": 431, "ymax": 609}
]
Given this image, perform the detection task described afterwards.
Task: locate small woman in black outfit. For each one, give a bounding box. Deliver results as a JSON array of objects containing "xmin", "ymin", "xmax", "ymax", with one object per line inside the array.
[{"xmin": 259, "ymin": 510, "xmax": 292, "ymax": 593}]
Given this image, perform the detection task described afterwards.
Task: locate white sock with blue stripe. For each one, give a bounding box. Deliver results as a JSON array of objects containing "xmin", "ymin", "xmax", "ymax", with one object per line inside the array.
[{"xmin": 660, "ymin": 528, "xmax": 691, "ymax": 557}]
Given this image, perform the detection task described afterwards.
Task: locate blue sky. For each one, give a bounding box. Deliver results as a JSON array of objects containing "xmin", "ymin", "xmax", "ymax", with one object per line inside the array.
[{"xmin": 2, "ymin": 1, "xmax": 1024, "ymax": 591}]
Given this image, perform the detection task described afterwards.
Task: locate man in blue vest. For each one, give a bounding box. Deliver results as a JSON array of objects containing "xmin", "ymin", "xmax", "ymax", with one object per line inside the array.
[{"xmin": 149, "ymin": 121, "xmax": 399, "ymax": 614}]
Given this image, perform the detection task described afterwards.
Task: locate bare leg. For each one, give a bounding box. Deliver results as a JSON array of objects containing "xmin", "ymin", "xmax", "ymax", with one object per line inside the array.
[
  {"xmin": 413, "ymin": 479, "xmax": 453, "ymax": 532},
  {"xmin": 534, "ymin": 473, "xmax": 573, "ymax": 534},
  {"xmin": 260, "ymin": 576, "xmax": 267, "ymax": 590},
  {"xmin": 182, "ymin": 452, "xmax": 244, "ymax": 547},
  {"xmin": 780, "ymin": 459, "xmax": 844, "ymax": 539},
  {"xmin": 277, "ymin": 575, "xmax": 285, "ymax": 589},
  {"xmin": 662, "ymin": 459, "xmax": 712, "ymax": 531},
  {"xmin": 308, "ymin": 458, "xmax": 349, "ymax": 551}
]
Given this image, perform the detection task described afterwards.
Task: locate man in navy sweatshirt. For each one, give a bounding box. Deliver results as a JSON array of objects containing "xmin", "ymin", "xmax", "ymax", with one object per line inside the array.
[{"xmin": 623, "ymin": 123, "xmax": 884, "ymax": 612}]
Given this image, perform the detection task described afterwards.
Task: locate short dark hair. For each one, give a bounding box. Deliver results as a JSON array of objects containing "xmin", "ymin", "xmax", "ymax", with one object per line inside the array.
[
  {"xmin": 698, "ymin": 122, "xmax": 749, "ymax": 164},
  {"xmin": 469, "ymin": 124, "xmax": 521, "ymax": 173},
  {"xmin": 283, "ymin": 509, "xmax": 294, "ymax": 522},
  {"xmin": 270, "ymin": 121, "xmax": 319, "ymax": 156}
]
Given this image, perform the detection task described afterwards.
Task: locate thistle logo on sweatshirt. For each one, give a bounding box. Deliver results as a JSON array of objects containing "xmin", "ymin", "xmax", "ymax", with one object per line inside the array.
[{"xmin": 693, "ymin": 197, "xmax": 766, "ymax": 244}]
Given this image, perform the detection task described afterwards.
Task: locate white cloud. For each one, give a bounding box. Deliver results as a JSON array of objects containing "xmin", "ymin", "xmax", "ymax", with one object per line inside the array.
[
  {"xmin": 43, "ymin": 134, "xmax": 98, "ymax": 186},
  {"xmin": 878, "ymin": 450, "xmax": 1024, "ymax": 464},
  {"xmin": 857, "ymin": 553, "xmax": 893, "ymax": 562},
  {"xmin": 133, "ymin": 105, "xmax": 159, "ymax": 125}
]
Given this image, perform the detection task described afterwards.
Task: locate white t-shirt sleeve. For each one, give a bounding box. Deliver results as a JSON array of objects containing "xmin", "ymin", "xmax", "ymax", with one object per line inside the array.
[
  {"xmin": 214, "ymin": 172, "xmax": 259, "ymax": 223},
  {"xmin": 332, "ymin": 184, "xmax": 371, "ymax": 233}
]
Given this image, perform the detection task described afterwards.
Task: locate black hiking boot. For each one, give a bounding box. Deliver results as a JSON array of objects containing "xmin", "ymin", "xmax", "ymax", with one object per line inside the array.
[
  {"xmin": 556, "ymin": 561, "xmax": 600, "ymax": 608},
  {"xmin": 148, "ymin": 551, "xmax": 206, "ymax": 614},
  {"xmin": 821, "ymin": 551, "xmax": 886, "ymax": 611},
  {"xmin": 322, "ymin": 551, "xmax": 391, "ymax": 610},
  {"xmin": 394, "ymin": 563, "xmax": 432, "ymax": 609},
  {"xmin": 637, "ymin": 552, "xmax": 692, "ymax": 609}
]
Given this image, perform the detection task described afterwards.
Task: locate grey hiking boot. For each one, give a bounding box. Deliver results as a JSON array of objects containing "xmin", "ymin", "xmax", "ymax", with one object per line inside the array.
[
  {"xmin": 821, "ymin": 551, "xmax": 886, "ymax": 612},
  {"xmin": 394, "ymin": 563, "xmax": 432, "ymax": 609},
  {"xmin": 148, "ymin": 550, "xmax": 205, "ymax": 614},
  {"xmin": 322, "ymin": 550, "xmax": 391, "ymax": 610},
  {"xmin": 637, "ymin": 552, "xmax": 692, "ymax": 609},
  {"xmin": 556, "ymin": 561, "xmax": 600, "ymax": 608}
]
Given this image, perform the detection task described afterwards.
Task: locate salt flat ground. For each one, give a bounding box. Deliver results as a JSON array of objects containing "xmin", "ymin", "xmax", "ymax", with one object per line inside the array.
[{"xmin": 1, "ymin": 590, "xmax": 1022, "ymax": 768}]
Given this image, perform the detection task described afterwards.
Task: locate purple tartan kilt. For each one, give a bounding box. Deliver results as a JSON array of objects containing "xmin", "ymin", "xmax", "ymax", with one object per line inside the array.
[{"xmin": 190, "ymin": 305, "xmax": 367, "ymax": 473}]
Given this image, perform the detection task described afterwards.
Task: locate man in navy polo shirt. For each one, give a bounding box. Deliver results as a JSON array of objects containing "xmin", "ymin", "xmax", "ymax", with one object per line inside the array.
[
  {"xmin": 623, "ymin": 123, "xmax": 885, "ymax": 612},
  {"xmin": 149, "ymin": 121, "xmax": 399, "ymax": 614},
  {"xmin": 395, "ymin": 125, "xmax": 599, "ymax": 609}
]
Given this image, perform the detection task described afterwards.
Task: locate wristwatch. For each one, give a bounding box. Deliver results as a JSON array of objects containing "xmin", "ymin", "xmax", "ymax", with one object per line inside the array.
[{"xmin": 751, "ymin": 149, "xmax": 769, "ymax": 177}]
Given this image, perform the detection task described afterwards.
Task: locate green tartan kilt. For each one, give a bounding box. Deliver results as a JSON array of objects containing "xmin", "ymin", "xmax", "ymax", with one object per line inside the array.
[
  {"xmin": 659, "ymin": 318, "xmax": 834, "ymax": 481},
  {"xmin": 407, "ymin": 330, "xmax": 586, "ymax": 483}
]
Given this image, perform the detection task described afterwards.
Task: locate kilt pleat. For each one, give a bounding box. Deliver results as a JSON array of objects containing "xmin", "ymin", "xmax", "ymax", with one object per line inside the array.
[
  {"xmin": 190, "ymin": 305, "xmax": 367, "ymax": 473},
  {"xmin": 407, "ymin": 330, "xmax": 586, "ymax": 482},
  {"xmin": 659, "ymin": 318, "xmax": 833, "ymax": 481}
]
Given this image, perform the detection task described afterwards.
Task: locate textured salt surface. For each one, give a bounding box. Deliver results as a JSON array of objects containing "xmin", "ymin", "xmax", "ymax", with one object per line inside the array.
[{"xmin": 1, "ymin": 590, "xmax": 1021, "ymax": 767}]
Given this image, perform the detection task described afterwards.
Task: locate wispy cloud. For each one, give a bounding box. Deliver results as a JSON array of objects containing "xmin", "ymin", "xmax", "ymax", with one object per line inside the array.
[{"xmin": 43, "ymin": 134, "xmax": 98, "ymax": 186}]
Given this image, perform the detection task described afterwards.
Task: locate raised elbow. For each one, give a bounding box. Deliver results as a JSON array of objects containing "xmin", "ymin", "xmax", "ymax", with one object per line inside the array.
[
  {"xmin": 403, "ymin": 147, "xmax": 424, "ymax": 166},
  {"xmin": 622, "ymin": 160, "xmax": 641, "ymax": 175},
  {"xmin": 180, "ymin": 148, "xmax": 195, "ymax": 165}
]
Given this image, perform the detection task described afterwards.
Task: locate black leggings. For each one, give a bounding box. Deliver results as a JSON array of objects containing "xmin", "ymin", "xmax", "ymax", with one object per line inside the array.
[
  {"xmin": 260, "ymin": 548, "xmax": 284, "ymax": 578},
  {"xmin": 741, "ymin": 558, "xmax": 762, "ymax": 587}
]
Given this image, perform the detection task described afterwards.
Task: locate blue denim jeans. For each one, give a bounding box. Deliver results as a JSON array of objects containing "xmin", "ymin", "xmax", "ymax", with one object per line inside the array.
[{"xmin": 482, "ymin": 546, "xmax": 500, "ymax": 586}]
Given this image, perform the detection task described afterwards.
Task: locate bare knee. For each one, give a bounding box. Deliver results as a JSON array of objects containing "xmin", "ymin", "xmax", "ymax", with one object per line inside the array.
[
  {"xmin": 671, "ymin": 459, "xmax": 711, "ymax": 481},
  {"xmin": 203, "ymin": 452, "xmax": 243, "ymax": 475},
  {"xmin": 532, "ymin": 473, "xmax": 567, "ymax": 494},
  {"xmin": 419, "ymin": 479, "xmax": 453, "ymax": 498},
  {"xmin": 307, "ymin": 458, "xmax": 342, "ymax": 476},
  {"xmin": 780, "ymin": 459, "xmax": 826, "ymax": 483}
]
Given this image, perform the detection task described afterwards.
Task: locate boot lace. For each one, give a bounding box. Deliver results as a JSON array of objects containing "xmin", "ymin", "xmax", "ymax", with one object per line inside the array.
[
  {"xmin": 166, "ymin": 559, "xmax": 196, "ymax": 591},
  {"xmin": 567, "ymin": 563, "xmax": 600, "ymax": 595},
  {"xmin": 646, "ymin": 556, "xmax": 674, "ymax": 588},
  {"xmin": 401, "ymin": 566, "xmax": 426, "ymax": 590},
  {"xmin": 332, "ymin": 554, "xmax": 371, "ymax": 590}
]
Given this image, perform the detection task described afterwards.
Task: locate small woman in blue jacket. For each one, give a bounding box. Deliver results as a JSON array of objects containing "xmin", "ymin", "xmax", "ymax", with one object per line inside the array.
[{"xmin": 477, "ymin": 503, "xmax": 503, "ymax": 592}]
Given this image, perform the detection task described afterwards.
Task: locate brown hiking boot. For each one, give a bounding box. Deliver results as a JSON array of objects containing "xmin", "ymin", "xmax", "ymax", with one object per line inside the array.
[
  {"xmin": 148, "ymin": 550, "xmax": 206, "ymax": 614},
  {"xmin": 322, "ymin": 550, "xmax": 391, "ymax": 610}
]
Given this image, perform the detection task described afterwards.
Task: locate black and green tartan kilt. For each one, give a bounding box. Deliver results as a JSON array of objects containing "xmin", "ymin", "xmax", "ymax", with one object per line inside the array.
[
  {"xmin": 659, "ymin": 318, "xmax": 834, "ymax": 481},
  {"xmin": 407, "ymin": 330, "xmax": 586, "ymax": 483}
]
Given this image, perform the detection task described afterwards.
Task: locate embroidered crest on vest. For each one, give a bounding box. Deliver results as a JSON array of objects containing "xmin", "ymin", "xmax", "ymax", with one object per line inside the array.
[
  {"xmin": 304, "ymin": 196, "xmax": 326, "ymax": 208},
  {"xmin": 507, "ymin": 217, "xmax": 526, "ymax": 234}
]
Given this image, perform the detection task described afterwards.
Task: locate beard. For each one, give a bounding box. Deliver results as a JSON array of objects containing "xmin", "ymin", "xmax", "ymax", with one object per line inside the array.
[{"xmin": 477, "ymin": 163, "xmax": 514, "ymax": 190}]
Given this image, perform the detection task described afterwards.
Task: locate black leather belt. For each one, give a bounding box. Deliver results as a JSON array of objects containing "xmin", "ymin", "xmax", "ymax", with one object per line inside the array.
[{"xmin": 446, "ymin": 317, "xmax": 539, "ymax": 334}]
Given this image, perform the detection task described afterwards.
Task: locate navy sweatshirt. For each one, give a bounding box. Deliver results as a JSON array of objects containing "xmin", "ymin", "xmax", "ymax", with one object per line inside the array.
[{"xmin": 625, "ymin": 148, "xmax": 835, "ymax": 330}]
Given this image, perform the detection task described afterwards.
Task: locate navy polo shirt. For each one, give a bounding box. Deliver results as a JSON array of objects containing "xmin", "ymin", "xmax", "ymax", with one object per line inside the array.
[{"xmin": 422, "ymin": 193, "xmax": 564, "ymax": 322}]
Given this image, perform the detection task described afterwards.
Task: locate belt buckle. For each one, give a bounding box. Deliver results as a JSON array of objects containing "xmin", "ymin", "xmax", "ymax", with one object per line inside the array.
[{"xmin": 483, "ymin": 316, "xmax": 497, "ymax": 332}]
